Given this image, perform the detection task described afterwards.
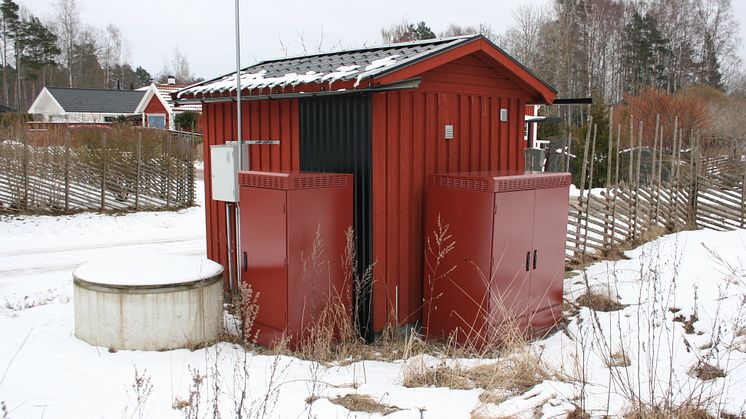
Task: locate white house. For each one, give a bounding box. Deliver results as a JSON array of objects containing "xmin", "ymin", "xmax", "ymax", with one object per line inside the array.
[{"xmin": 27, "ymin": 85, "xmax": 193, "ymax": 130}]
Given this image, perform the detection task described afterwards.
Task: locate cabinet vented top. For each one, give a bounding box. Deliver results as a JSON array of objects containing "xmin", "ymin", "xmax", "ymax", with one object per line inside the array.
[
  {"xmin": 239, "ymin": 171, "xmax": 352, "ymax": 191},
  {"xmin": 430, "ymin": 171, "xmax": 571, "ymax": 193}
]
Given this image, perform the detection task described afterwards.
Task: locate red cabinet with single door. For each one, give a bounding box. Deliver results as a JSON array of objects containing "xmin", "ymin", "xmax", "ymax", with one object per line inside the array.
[
  {"xmin": 423, "ymin": 171, "xmax": 570, "ymax": 348},
  {"xmin": 239, "ymin": 171, "xmax": 353, "ymax": 348}
]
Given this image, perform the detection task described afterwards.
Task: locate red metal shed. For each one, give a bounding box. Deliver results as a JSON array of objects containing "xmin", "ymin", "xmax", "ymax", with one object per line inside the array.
[{"xmin": 175, "ymin": 35, "xmax": 557, "ymax": 336}]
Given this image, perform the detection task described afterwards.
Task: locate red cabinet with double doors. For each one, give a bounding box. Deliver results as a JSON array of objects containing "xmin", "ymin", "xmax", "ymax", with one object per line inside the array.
[{"xmin": 423, "ymin": 171, "xmax": 570, "ymax": 348}]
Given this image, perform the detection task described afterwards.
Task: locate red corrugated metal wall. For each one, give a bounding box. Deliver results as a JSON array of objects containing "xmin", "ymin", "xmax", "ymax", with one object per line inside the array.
[
  {"xmin": 202, "ymin": 99, "xmax": 300, "ymax": 273},
  {"xmin": 370, "ymin": 54, "xmax": 531, "ymax": 331}
]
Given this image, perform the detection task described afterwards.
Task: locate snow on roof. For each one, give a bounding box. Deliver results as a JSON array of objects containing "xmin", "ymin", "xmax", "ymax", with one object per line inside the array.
[
  {"xmin": 176, "ymin": 36, "xmax": 475, "ymax": 98},
  {"xmin": 139, "ymin": 83, "xmax": 202, "ymax": 113}
]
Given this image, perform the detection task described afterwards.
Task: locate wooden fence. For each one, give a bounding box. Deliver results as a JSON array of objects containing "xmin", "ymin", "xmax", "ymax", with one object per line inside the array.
[
  {"xmin": 0, "ymin": 127, "xmax": 198, "ymax": 213},
  {"xmin": 565, "ymin": 116, "xmax": 746, "ymax": 263}
]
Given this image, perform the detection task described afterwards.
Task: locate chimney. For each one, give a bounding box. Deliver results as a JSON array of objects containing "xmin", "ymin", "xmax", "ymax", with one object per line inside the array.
[{"xmin": 167, "ymin": 75, "xmax": 176, "ymax": 85}]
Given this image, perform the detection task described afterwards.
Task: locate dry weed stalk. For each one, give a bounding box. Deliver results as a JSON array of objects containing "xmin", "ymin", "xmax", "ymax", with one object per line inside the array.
[
  {"xmin": 298, "ymin": 225, "xmax": 365, "ymax": 362},
  {"xmin": 230, "ymin": 281, "xmax": 260, "ymax": 346},
  {"xmin": 424, "ymin": 214, "xmax": 457, "ymax": 335},
  {"xmin": 569, "ymin": 236, "xmax": 744, "ymax": 418},
  {"xmin": 130, "ymin": 367, "xmax": 153, "ymax": 419},
  {"xmin": 173, "ymin": 366, "xmax": 205, "ymax": 419}
]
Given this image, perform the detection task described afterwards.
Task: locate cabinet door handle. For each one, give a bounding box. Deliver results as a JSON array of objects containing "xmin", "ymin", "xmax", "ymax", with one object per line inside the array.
[
  {"xmin": 242, "ymin": 252, "xmax": 247, "ymax": 272},
  {"xmin": 525, "ymin": 251, "xmax": 530, "ymax": 271},
  {"xmin": 533, "ymin": 250, "xmax": 538, "ymax": 270}
]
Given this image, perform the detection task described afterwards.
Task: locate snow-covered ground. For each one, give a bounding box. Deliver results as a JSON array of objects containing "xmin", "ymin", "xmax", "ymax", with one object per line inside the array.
[{"xmin": 1, "ymin": 180, "xmax": 745, "ymax": 418}]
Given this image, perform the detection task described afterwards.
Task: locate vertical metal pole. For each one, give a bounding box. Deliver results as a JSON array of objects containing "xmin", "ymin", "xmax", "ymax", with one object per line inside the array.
[
  {"xmin": 233, "ymin": 0, "xmax": 245, "ymax": 294},
  {"xmin": 226, "ymin": 202, "xmax": 235, "ymax": 295}
]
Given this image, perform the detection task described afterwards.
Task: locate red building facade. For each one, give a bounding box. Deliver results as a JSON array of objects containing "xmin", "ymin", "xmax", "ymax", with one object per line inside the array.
[{"xmin": 178, "ymin": 35, "xmax": 556, "ymax": 334}]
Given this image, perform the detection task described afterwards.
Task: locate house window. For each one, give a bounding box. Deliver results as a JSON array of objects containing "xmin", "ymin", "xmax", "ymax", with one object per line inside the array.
[{"xmin": 147, "ymin": 114, "xmax": 166, "ymax": 129}]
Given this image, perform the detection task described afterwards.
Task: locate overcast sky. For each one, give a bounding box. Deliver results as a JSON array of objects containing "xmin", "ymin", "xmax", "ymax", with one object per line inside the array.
[{"xmin": 16, "ymin": 0, "xmax": 746, "ymax": 81}]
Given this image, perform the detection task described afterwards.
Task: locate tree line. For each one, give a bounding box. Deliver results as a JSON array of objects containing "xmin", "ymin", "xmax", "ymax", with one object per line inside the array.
[
  {"xmin": 381, "ymin": 0, "xmax": 740, "ymax": 109},
  {"xmin": 1, "ymin": 0, "xmax": 199, "ymax": 113}
]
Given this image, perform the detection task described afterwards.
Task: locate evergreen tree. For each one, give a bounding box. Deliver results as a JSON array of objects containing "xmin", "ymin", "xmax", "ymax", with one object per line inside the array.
[
  {"xmin": 700, "ymin": 33, "xmax": 722, "ymax": 89},
  {"xmin": 381, "ymin": 20, "xmax": 435, "ymax": 43},
  {"xmin": 411, "ymin": 22, "xmax": 435, "ymax": 40},
  {"xmin": 71, "ymin": 33, "xmax": 103, "ymax": 88},
  {"xmin": 622, "ymin": 12, "xmax": 670, "ymax": 95},
  {"xmin": 134, "ymin": 65, "xmax": 152, "ymax": 87},
  {"xmin": 0, "ymin": 0, "xmax": 18, "ymax": 106},
  {"xmin": 22, "ymin": 16, "xmax": 60, "ymax": 89}
]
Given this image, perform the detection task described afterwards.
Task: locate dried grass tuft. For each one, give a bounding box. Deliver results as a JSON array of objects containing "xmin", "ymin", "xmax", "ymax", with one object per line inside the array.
[
  {"xmin": 403, "ymin": 349, "xmax": 549, "ymax": 400},
  {"xmin": 330, "ymin": 394, "xmax": 400, "ymax": 416},
  {"xmin": 688, "ymin": 361, "xmax": 725, "ymax": 381},
  {"xmin": 402, "ymin": 362, "xmax": 472, "ymax": 389},
  {"xmin": 624, "ymin": 403, "xmax": 716, "ymax": 419},
  {"xmin": 576, "ymin": 290, "xmax": 624, "ymax": 312},
  {"xmin": 606, "ymin": 349, "xmax": 632, "ymax": 368}
]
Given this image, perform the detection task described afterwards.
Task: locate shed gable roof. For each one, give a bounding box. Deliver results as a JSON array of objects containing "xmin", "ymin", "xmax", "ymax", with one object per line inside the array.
[
  {"xmin": 176, "ymin": 35, "xmax": 557, "ymax": 104},
  {"xmin": 46, "ymin": 87, "xmax": 147, "ymax": 113}
]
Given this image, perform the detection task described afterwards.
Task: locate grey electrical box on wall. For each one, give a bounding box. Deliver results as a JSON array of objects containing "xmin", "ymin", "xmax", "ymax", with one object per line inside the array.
[
  {"xmin": 209, "ymin": 142, "xmax": 248, "ymax": 202},
  {"xmin": 500, "ymin": 108, "xmax": 508, "ymax": 122}
]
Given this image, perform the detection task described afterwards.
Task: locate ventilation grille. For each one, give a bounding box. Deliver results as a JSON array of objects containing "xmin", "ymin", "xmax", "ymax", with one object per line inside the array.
[
  {"xmin": 239, "ymin": 172, "xmax": 350, "ymax": 190},
  {"xmin": 433, "ymin": 173, "xmax": 571, "ymax": 193},
  {"xmin": 433, "ymin": 175, "xmax": 489, "ymax": 192}
]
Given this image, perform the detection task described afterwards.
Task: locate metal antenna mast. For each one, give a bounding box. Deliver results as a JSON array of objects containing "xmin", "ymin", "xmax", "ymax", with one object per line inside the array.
[{"xmin": 233, "ymin": 0, "xmax": 246, "ymax": 292}]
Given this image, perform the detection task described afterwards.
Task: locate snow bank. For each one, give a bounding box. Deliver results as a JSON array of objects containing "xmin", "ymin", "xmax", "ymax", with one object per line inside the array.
[{"xmin": 2, "ymin": 177, "xmax": 745, "ymax": 418}]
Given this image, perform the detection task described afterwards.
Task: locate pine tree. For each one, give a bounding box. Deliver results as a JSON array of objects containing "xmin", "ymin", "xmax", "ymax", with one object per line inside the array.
[
  {"xmin": 0, "ymin": 0, "xmax": 18, "ymax": 107},
  {"xmin": 134, "ymin": 66, "xmax": 152, "ymax": 87},
  {"xmin": 700, "ymin": 33, "xmax": 722, "ymax": 89},
  {"xmin": 411, "ymin": 22, "xmax": 435, "ymax": 40},
  {"xmin": 622, "ymin": 12, "xmax": 670, "ymax": 95},
  {"xmin": 22, "ymin": 16, "xmax": 60, "ymax": 94}
]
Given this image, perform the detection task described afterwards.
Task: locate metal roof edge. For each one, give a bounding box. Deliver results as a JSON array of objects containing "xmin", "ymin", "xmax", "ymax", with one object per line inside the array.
[
  {"xmin": 247, "ymin": 35, "xmax": 475, "ymax": 69},
  {"xmin": 175, "ymin": 36, "xmax": 476, "ymax": 99},
  {"xmin": 174, "ymin": 77, "xmax": 422, "ymax": 104},
  {"xmin": 360, "ymin": 35, "xmax": 477, "ymax": 82}
]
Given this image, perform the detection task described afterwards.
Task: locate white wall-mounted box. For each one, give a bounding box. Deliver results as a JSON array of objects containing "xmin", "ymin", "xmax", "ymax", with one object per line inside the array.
[{"xmin": 209, "ymin": 142, "xmax": 248, "ymax": 202}]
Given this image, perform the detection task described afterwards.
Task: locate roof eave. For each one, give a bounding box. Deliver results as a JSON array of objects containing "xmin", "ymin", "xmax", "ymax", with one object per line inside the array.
[{"xmin": 371, "ymin": 35, "xmax": 557, "ymax": 104}]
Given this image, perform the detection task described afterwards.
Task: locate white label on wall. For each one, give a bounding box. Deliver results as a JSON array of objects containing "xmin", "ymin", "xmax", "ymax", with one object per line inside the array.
[
  {"xmin": 500, "ymin": 108, "xmax": 508, "ymax": 122},
  {"xmin": 444, "ymin": 124, "xmax": 454, "ymax": 140}
]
